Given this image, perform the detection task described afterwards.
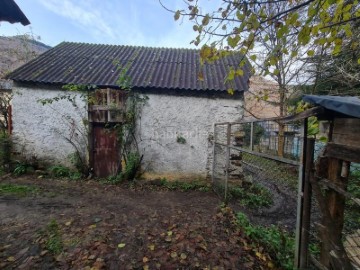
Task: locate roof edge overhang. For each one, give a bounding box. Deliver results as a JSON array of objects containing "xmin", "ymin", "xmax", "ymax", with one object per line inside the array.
[{"xmin": 12, "ymin": 80, "xmax": 245, "ymax": 99}]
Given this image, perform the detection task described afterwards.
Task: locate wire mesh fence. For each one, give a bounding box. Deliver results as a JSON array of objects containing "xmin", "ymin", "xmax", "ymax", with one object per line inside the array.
[
  {"xmin": 213, "ymin": 116, "xmax": 360, "ymax": 269},
  {"xmin": 212, "ymin": 119, "xmax": 303, "ymax": 203}
]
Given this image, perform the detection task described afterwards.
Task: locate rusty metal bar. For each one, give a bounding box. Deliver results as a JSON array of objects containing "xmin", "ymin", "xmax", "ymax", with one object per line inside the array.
[{"xmin": 214, "ymin": 142, "xmax": 299, "ymax": 166}]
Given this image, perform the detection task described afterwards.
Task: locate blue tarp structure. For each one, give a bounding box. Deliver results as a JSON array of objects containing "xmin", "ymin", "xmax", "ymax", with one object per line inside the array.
[{"xmin": 303, "ymin": 95, "xmax": 360, "ymax": 118}]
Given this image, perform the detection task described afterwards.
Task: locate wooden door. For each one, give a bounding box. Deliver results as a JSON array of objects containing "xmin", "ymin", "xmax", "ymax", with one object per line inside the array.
[{"xmin": 92, "ymin": 125, "xmax": 120, "ymax": 177}]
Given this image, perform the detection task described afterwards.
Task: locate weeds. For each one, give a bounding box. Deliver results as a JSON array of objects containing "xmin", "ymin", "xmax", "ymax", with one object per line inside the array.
[
  {"xmin": 176, "ymin": 135, "xmax": 187, "ymax": 144},
  {"xmin": 0, "ymin": 183, "xmax": 38, "ymax": 196},
  {"xmin": 45, "ymin": 219, "xmax": 63, "ymax": 254},
  {"xmin": 217, "ymin": 182, "xmax": 273, "ymax": 208},
  {"xmin": 229, "ymin": 183, "xmax": 273, "ymax": 208},
  {"xmin": 48, "ymin": 165, "xmax": 83, "ymax": 180},
  {"xmin": 48, "ymin": 165, "xmax": 71, "ymax": 177},
  {"xmin": 236, "ymin": 212, "xmax": 295, "ymax": 270},
  {"xmin": 107, "ymin": 152, "xmax": 141, "ymax": 184},
  {"xmin": 13, "ymin": 162, "xmax": 28, "ymax": 176},
  {"xmin": 155, "ymin": 178, "xmax": 210, "ymax": 192},
  {"xmin": 0, "ymin": 131, "xmax": 11, "ymax": 170}
]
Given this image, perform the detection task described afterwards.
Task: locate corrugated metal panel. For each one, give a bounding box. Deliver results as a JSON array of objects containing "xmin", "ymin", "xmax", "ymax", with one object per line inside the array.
[
  {"xmin": 0, "ymin": 0, "xmax": 30, "ymax": 25},
  {"xmin": 7, "ymin": 42, "xmax": 251, "ymax": 92}
]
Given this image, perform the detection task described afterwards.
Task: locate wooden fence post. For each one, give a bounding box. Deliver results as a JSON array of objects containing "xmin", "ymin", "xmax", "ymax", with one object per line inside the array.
[
  {"xmin": 300, "ymin": 138, "xmax": 315, "ymax": 268},
  {"xmin": 319, "ymin": 158, "xmax": 350, "ymax": 268}
]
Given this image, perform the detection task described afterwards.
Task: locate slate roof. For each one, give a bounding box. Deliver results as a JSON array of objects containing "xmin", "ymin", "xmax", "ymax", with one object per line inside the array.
[
  {"xmin": 0, "ymin": 0, "xmax": 30, "ymax": 26},
  {"xmin": 7, "ymin": 42, "xmax": 251, "ymax": 92}
]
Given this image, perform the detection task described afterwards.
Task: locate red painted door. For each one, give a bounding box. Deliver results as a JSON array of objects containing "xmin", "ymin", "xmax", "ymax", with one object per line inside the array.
[{"xmin": 92, "ymin": 125, "xmax": 120, "ymax": 177}]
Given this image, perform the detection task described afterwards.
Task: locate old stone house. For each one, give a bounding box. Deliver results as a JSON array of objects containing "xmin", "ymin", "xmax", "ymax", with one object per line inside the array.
[{"xmin": 7, "ymin": 42, "xmax": 251, "ymax": 178}]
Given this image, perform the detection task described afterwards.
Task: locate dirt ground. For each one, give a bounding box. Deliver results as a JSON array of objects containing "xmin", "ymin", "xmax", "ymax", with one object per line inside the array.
[{"xmin": 0, "ymin": 176, "xmax": 275, "ymax": 270}]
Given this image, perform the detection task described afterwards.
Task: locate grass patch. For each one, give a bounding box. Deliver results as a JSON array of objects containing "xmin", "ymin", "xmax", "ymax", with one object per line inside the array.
[
  {"xmin": 45, "ymin": 219, "xmax": 63, "ymax": 254},
  {"xmin": 236, "ymin": 212, "xmax": 295, "ymax": 270},
  {"xmin": 0, "ymin": 183, "xmax": 38, "ymax": 196},
  {"xmin": 152, "ymin": 178, "xmax": 211, "ymax": 192}
]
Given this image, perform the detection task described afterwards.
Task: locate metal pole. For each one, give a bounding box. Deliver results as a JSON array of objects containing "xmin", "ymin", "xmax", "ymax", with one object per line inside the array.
[
  {"xmin": 250, "ymin": 121, "xmax": 254, "ymax": 151},
  {"xmin": 294, "ymin": 119, "xmax": 307, "ymax": 268},
  {"xmin": 224, "ymin": 123, "xmax": 231, "ymax": 202},
  {"xmin": 211, "ymin": 123, "xmax": 217, "ymax": 186}
]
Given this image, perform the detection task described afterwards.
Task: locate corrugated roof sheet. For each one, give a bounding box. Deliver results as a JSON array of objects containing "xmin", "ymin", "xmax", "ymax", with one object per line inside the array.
[
  {"xmin": 0, "ymin": 0, "xmax": 30, "ymax": 26},
  {"xmin": 7, "ymin": 42, "xmax": 251, "ymax": 92}
]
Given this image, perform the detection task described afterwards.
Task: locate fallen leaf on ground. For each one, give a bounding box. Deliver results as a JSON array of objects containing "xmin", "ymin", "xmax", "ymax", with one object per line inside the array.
[
  {"xmin": 117, "ymin": 243, "xmax": 126, "ymax": 248},
  {"xmin": 180, "ymin": 253, "xmax": 187, "ymax": 260}
]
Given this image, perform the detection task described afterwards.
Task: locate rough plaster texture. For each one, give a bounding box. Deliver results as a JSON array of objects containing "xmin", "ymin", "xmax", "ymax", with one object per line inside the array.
[
  {"xmin": 12, "ymin": 86, "xmax": 242, "ymax": 177},
  {"xmin": 136, "ymin": 93, "xmax": 243, "ymax": 178},
  {"xmin": 12, "ymin": 87, "xmax": 87, "ymax": 167}
]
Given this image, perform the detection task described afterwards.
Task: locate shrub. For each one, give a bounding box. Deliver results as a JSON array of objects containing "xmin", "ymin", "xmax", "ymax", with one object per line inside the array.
[
  {"xmin": 228, "ymin": 183, "xmax": 273, "ymax": 208},
  {"xmin": 0, "ymin": 132, "xmax": 11, "ymax": 170},
  {"xmin": 48, "ymin": 165, "xmax": 71, "ymax": 178},
  {"xmin": 13, "ymin": 162, "xmax": 28, "ymax": 176}
]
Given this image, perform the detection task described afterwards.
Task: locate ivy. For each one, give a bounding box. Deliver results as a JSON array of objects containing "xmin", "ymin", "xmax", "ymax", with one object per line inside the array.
[{"xmin": 36, "ymin": 66, "xmax": 148, "ymax": 180}]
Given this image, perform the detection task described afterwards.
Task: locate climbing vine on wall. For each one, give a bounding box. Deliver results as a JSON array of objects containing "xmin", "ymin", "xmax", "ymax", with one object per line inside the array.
[
  {"xmin": 37, "ymin": 84, "xmax": 94, "ymax": 175},
  {"xmin": 37, "ymin": 65, "xmax": 148, "ymax": 180},
  {"xmin": 111, "ymin": 65, "xmax": 148, "ymax": 181}
]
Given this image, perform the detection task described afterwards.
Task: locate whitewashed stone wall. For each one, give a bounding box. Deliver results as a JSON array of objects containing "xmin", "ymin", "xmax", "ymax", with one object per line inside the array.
[
  {"xmin": 12, "ymin": 86, "xmax": 88, "ymax": 167},
  {"xmin": 136, "ymin": 93, "xmax": 243, "ymax": 178},
  {"xmin": 12, "ymin": 86, "xmax": 243, "ymax": 177}
]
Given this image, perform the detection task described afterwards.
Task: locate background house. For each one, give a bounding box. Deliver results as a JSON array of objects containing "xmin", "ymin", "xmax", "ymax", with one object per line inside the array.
[
  {"xmin": 244, "ymin": 76, "xmax": 280, "ymax": 120},
  {"xmin": 7, "ymin": 42, "xmax": 251, "ymax": 178}
]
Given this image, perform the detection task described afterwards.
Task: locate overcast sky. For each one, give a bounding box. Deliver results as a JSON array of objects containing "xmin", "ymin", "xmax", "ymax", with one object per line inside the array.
[{"xmin": 0, "ymin": 0, "xmax": 209, "ymax": 48}]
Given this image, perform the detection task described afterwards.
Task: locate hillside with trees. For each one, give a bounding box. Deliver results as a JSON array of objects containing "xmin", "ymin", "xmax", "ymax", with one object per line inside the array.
[{"xmin": 0, "ymin": 35, "xmax": 50, "ymax": 78}]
